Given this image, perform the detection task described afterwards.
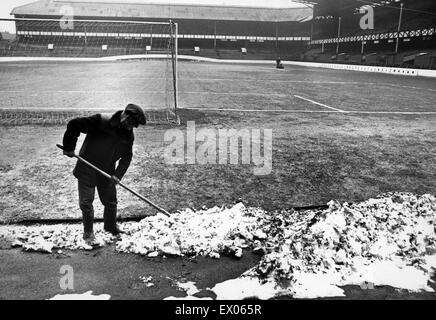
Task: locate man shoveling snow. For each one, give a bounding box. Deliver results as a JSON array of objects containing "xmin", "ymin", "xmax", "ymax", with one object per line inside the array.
[{"xmin": 61, "ymin": 104, "xmax": 147, "ymax": 245}]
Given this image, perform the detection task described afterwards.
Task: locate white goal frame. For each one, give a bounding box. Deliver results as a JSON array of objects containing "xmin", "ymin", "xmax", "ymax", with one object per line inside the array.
[{"xmin": 0, "ymin": 17, "xmax": 179, "ymax": 115}]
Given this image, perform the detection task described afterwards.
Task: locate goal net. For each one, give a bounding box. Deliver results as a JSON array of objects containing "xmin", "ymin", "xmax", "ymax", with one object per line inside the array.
[{"xmin": 0, "ymin": 18, "xmax": 179, "ymax": 124}]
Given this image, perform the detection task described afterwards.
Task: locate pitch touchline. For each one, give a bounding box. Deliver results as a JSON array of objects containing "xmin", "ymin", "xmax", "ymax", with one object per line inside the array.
[
  {"xmin": 0, "ymin": 78, "xmax": 390, "ymax": 85},
  {"xmin": 0, "ymin": 90, "xmax": 288, "ymax": 95},
  {"xmin": 2, "ymin": 83, "xmax": 433, "ymax": 92},
  {"xmin": 180, "ymin": 107, "xmax": 436, "ymax": 115},
  {"xmin": 180, "ymin": 108, "xmax": 340, "ymax": 113},
  {"xmin": 293, "ymin": 95, "xmax": 346, "ymax": 112},
  {"xmin": 1, "ymin": 107, "xmax": 434, "ymax": 115},
  {"xmin": 0, "ymin": 90, "xmax": 319, "ymax": 97},
  {"xmin": 346, "ymin": 111, "xmax": 436, "ymax": 114}
]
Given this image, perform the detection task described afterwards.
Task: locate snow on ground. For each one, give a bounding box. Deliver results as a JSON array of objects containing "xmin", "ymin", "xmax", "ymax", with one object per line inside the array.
[
  {"xmin": 1, "ymin": 192, "xmax": 436, "ymax": 299},
  {"xmin": 164, "ymin": 296, "xmax": 213, "ymax": 300},
  {"xmin": 234, "ymin": 192, "xmax": 436, "ymax": 299},
  {"xmin": 175, "ymin": 281, "xmax": 201, "ymax": 296},
  {"xmin": 3, "ymin": 223, "xmax": 115, "ymax": 252},
  {"xmin": 163, "ymin": 280, "xmax": 213, "ymax": 300},
  {"xmin": 210, "ymin": 277, "xmax": 286, "ymax": 300},
  {"xmin": 48, "ymin": 291, "xmax": 111, "ymax": 300},
  {"xmin": 116, "ymin": 203, "xmax": 255, "ymax": 258}
]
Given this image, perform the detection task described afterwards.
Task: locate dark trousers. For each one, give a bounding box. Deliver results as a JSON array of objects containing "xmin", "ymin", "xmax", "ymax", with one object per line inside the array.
[{"xmin": 78, "ymin": 179, "xmax": 118, "ymax": 233}]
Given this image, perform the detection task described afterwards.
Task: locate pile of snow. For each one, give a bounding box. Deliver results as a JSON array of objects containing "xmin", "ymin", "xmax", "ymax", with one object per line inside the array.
[
  {"xmin": 5, "ymin": 224, "xmax": 115, "ymax": 253},
  {"xmin": 236, "ymin": 192, "xmax": 436, "ymax": 298},
  {"xmin": 1, "ymin": 203, "xmax": 261, "ymax": 257},
  {"xmin": 116, "ymin": 203, "xmax": 259, "ymax": 258},
  {"xmin": 245, "ymin": 193, "xmax": 435, "ymax": 279},
  {"xmin": 2, "ymin": 192, "xmax": 436, "ymax": 298}
]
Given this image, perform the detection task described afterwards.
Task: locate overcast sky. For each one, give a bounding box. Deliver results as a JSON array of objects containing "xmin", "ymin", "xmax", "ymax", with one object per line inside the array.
[{"xmin": 1, "ymin": 0, "xmax": 32, "ymax": 19}]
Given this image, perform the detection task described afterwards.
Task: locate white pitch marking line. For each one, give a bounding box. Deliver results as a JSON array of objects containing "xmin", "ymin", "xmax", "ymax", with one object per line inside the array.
[
  {"xmin": 0, "ymin": 90, "xmax": 314, "ymax": 97},
  {"xmin": 1, "ymin": 76, "xmax": 381, "ymax": 85},
  {"xmin": 294, "ymin": 95, "xmax": 346, "ymax": 113},
  {"xmin": 180, "ymin": 108, "xmax": 436, "ymax": 115},
  {"xmin": 2, "ymin": 107, "xmax": 434, "ymax": 115},
  {"xmin": 180, "ymin": 108, "xmax": 339, "ymax": 113},
  {"xmin": 346, "ymin": 111, "xmax": 436, "ymax": 115},
  {"xmin": 0, "ymin": 90, "xmax": 166, "ymax": 94},
  {"xmin": 0, "ymin": 108, "xmax": 120, "ymax": 111}
]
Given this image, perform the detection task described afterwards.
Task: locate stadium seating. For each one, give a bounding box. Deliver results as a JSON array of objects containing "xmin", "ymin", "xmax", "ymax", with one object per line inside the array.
[
  {"xmin": 312, "ymin": 0, "xmax": 435, "ymax": 40},
  {"xmin": 1, "ymin": 1, "xmax": 434, "ymax": 68},
  {"xmin": 301, "ymin": 46, "xmax": 436, "ymax": 69}
]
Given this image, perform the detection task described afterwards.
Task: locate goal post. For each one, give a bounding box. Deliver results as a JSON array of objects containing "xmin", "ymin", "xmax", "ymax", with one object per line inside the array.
[
  {"xmin": 170, "ymin": 20, "xmax": 179, "ymax": 111},
  {"xmin": 0, "ymin": 18, "xmax": 179, "ymax": 124}
]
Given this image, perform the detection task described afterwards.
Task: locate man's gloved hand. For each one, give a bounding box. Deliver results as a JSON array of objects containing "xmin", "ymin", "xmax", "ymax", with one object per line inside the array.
[
  {"xmin": 63, "ymin": 150, "xmax": 75, "ymax": 158},
  {"xmin": 111, "ymin": 175, "xmax": 120, "ymax": 185}
]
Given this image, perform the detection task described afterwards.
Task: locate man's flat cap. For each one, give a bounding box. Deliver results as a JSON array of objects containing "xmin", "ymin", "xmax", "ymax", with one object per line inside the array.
[{"xmin": 125, "ymin": 104, "xmax": 146, "ymax": 125}]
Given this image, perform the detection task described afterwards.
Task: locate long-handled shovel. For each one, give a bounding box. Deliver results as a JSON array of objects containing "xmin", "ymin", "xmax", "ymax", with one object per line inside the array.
[{"xmin": 57, "ymin": 144, "xmax": 171, "ymax": 217}]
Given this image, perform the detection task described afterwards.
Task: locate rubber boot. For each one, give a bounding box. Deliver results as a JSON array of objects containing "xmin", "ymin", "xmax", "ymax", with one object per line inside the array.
[
  {"xmin": 82, "ymin": 207, "xmax": 93, "ymax": 233},
  {"xmin": 104, "ymin": 207, "xmax": 123, "ymax": 236},
  {"xmin": 82, "ymin": 209, "xmax": 96, "ymax": 245}
]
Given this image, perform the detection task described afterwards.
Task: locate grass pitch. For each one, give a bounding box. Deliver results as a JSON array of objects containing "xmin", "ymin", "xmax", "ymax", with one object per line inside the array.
[{"xmin": 0, "ymin": 60, "xmax": 435, "ymax": 222}]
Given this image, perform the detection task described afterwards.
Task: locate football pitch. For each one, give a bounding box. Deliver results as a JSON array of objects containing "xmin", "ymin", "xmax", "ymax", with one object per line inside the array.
[
  {"xmin": 1, "ymin": 60, "xmax": 435, "ymax": 113},
  {"xmin": 0, "ymin": 60, "xmax": 435, "ymax": 223}
]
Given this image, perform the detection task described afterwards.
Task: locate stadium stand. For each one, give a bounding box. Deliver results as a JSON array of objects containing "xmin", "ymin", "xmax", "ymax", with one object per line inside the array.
[
  {"xmin": 0, "ymin": 0, "xmax": 434, "ymax": 69},
  {"xmin": 0, "ymin": 0, "xmax": 311, "ymax": 58},
  {"xmin": 306, "ymin": 0, "xmax": 436, "ymax": 68}
]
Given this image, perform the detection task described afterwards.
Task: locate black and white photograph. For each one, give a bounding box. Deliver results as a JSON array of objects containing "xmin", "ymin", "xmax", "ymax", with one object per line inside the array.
[{"xmin": 0, "ymin": 0, "xmax": 435, "ymax": 309}]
